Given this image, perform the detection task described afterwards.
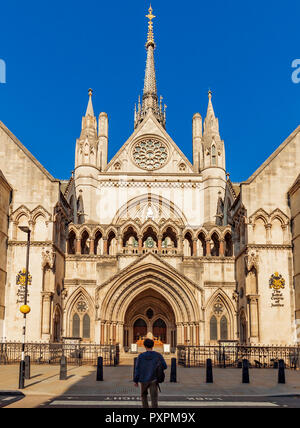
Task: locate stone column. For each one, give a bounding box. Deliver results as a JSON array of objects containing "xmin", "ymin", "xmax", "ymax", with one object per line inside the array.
[
  {"xmin": 112, "ymin": 323, "xmax": 117, "ymax": 344},
  {"xmin": 41, "ymin": 292, "xmax": 53, "ymax": 335},
  {"xmin": 220, "ymin": 239, "xmax": 225, "ymax": 257},
  {"xmin": 103, "ymin": 239, "xmax": 108, "ymax": 255},
  {"xmin": 248, "ymin": 295, "xmax": 259, "ymax": 342},
  {"xmin": 117, "ymin": 236, "xmax": 123, "ymax": 254},
  {"xmin": 196, "ymin": 325, "xmax": 200, "ymax": 346},
  {"xmin": 138, "ymin": 236, "xmax": 143, "ymax": 254},
  {"xmin": 193, "ymin": 240, "xmax": 197, "ymax": 257},
  {"xmin": 100, "ymin": 321, "xmax": 105, "ymax": 345},
  {"xmin": 76, "ymin": 238, "xmax": 81, "ymax": 255},
  {"xmin": 89, "ymin": 239, "xmax": 95, "ymax": 255},
  {"xmin": 206, "ymin": 239, "xmax": 211, "ymax": 257},
  {"xmin": 265, "ymin": 224, "xmax": 272, "ymax": 244},
  {"xmin": 158, "ymin": 235, "xmax": 162, "ymax": 253}
]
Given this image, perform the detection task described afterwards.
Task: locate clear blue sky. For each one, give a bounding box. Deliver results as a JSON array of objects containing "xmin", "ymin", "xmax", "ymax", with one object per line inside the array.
[{"xmin": 1, "ymin": 0, "xmax": 300, "ymax": 182}]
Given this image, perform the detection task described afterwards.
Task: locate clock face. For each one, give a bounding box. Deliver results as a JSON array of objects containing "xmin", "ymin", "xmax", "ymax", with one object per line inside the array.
[{"xmin": 132, "ymin": 138, "xmax": 168, "ymax": 170}]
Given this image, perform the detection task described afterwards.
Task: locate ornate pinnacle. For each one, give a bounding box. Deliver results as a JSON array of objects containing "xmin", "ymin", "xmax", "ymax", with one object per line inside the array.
[{"xmin": 146, "ymin": 5, "xmax": 156, "ymax": 47}]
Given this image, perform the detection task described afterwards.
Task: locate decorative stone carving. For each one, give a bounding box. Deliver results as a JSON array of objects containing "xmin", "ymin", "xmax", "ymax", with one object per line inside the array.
[
  {"xmin": 132, "ymin": 139, "xmax": 168, "ymax": 170},
  {"xmin": 41, "ymin": 247, "xmax": 56, "ymax": 269},
  {"xmin": 245, "ymin": 249, "xmax": 259, "ymax": 273}
]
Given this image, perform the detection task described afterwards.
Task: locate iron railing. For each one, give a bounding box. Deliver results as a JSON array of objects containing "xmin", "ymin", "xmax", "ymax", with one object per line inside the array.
[
  {"xmin": 0, "ymin": 342, "xmax": 120, "ymax": 366},
  {"xmin": 177, "ymin": 345, "xmax": 300, "ymax": 369}
]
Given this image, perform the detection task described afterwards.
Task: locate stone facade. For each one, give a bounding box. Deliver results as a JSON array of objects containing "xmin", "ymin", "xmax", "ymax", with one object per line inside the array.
[
  {"xmin": 0, "ymin": 7, "xmax": 299, "ymax": 348},
  {"xmin": 289, "ymin": 175, "xmax": 300, "ymax": 342},
  {"xmin": 0, "ymin": 170, "xmax": 11, "ymax": 335}
]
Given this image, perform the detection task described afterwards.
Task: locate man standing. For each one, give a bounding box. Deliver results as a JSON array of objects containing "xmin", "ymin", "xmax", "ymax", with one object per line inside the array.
[{"xmin": 134, "ymin": 338, "xmax": 167, "ymax": 408}]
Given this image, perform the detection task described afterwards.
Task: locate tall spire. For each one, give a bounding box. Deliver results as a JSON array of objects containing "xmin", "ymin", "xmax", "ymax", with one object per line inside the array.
[
  {"xmin": 134, "ymin": 5, "xmax": 166, "ymax": 129},
  {"xmin": 203, "ymin": 90, "xmax": 220, "ymax": 138},
  {"xmin": 86, "ymin": 88, "xmax": 95, "ymax": 117}
]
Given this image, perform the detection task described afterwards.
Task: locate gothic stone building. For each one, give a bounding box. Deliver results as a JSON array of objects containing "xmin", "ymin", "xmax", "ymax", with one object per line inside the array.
[{"xmin": 0, "ymin": 7, "xmax": 299, "ymax": 349}]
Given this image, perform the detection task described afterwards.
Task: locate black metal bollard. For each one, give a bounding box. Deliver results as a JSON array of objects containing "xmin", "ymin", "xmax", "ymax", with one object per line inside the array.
[
  {"xmin": 133, "ymin": 357, "xmax": 138, "ymax": 382},
  {"xmin": 242, "ymin": 359, "xmax": 250, "ymax": 384},
  {"xmin": 278, "ymin": 359, "xmax": 285, "ymax": 384},
  {"xmin": 170, "ymin": 358, "xmax": 177, "ymax": 383},
  {"xmin": 96, "ymin": 356, "xmax": 104, "ymax": 381},
  {"xmin": 59, "ymin": 356, "xmax": 67, "ymax": 380},
  {"xmin": 206, "ymin": 359, "xmax": 213, "ymax": 383},
  {"xmin": 24, "ymin": 355, "xmax": 31, "ymax": 380}
]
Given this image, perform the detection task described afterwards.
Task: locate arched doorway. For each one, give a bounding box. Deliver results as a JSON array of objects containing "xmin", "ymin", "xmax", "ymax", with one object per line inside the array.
[
  {"xmin": 124, "ymin": 289, "xmax": 176, "ymax": 349},
  {"xmin": 98, "ymin": 261, "xmax": 203, "ymax": 349},
  {"xmin": 134, "ymin": 318, "xmax": 147, "ymax": 341},
  {"xmin": 153, "ymin": 318, "xmax": 167, "ymax": 343}
]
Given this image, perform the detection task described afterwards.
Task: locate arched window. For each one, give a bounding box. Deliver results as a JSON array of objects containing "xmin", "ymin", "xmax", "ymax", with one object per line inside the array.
[
  {"xmin": 224, "ymin": 232, "xmax": 233, "ymax": 257},
  {"xmin": 209, "ymin": 298, "xmax": 231, "ymax": 343},
  {"xmin": 183, "ymin": 232, "xmax": 193, "ymax": 256},
  {"xmin": 153, "ymin": 319, "xmax": 167, "ymax": 343},
  {"xmin": 67, "ymin": 230, "xmax": 76, "ymax": 255},
  {"xmin": 220, "ymin": 316, "xmax": 228, "ymax": 340},
  {"xmin": 83, "ymin": 314, "xmax": 90, "ymax": 339},
  {"xmin": 70, "ymin": 296, "xmax": 92, "ymax": 341},
  {"xmin": 142, "ymin": 227, "xmax": 158, "ymax": 251},
  {"xmin": 211, "ymin": 233, "xmax": 220, "ymax": 256},
  {"xmin": 162, "ymin": 227, "xmax": 178, "ymax": 249},
  {"xmin": 107, "ymin": 231, "xmax": 117, "ymax": 255},
  {"xmin": 81, "ymin": 231, "xmax": 90, "ymax": 255},
  {"xmin": 211, "ymin": 145, "xmax": 217, "ymax": 166},
  {"xmin": 72, "ymin": 314, "xmax": 80, "ymax": 337},
  {"xmin": 198, "ymin": 232, "xmax": 206, "ymax": 256},
  {"xmin": 210, "ymin": 316, "xmax": 218, "ymax": 341},
  {"xmin": 94, "ymin": 231, "xmax": 103, "ymax": 255},
  {"xmin": 134, "ymin": 318, "xmax": 147, "ymax": 341}
]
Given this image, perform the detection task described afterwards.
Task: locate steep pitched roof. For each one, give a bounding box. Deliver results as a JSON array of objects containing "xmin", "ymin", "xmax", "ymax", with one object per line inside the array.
[
  {"xmin": 242, "ymin": 125, "xmax": 300, "ymax": 185},
  {"xmin": 0, "ymin": 121, "xmax": 58, "ymax": 182}
]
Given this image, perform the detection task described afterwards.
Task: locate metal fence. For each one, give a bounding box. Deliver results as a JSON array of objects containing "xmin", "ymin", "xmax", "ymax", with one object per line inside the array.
[
  {"xmin": 0, "ymin": 342, "xmax": 120, "ymax": 366},
  {"xmin": 177, "ymin": 345, "xmax": 300, "ymax": 369}
]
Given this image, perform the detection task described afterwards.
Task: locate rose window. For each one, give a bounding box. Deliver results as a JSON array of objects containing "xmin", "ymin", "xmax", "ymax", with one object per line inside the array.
[{"xmin": 132, "ymin": 139, "xmax": 168, "ymax": 170}]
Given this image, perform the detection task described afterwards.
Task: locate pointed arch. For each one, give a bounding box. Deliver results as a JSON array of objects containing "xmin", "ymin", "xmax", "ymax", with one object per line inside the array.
[
  {"xmin": 31, "ymin": 205, "xmax": 52, "ymax": 223},
  {"xmin": 112, "ymin": 194, "xmax": 188, "ymax": 226},
  {"xmin": 104, "ymin": 226, "xmax": 119, "ymax": 240},
  {"xmin": 205, "ymin": 289, "xmax": 236, "ymax": 343},
  {"xmin": 91, "ymin": 226, "xmax": 105, "ymax": 240},
  {"xmin": 141, "ymin": 220, "xmax": 160, "ymax": 236},
  {"xmin": 67, "ymin": 229, "xmax": 77, "ymax": 254},
  {"xmin": 53, "ymin": 304, "xmax": 62, "ymax": 343},
  {"xmin": 65, "ymin": 287, "xmax": 95, "ymax": 341},
  {"xmin": 11, "ymin": 205, "xmax": 31, "ymax": 223}
]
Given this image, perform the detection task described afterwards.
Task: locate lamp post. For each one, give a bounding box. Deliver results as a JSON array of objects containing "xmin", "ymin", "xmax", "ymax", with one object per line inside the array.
[{"xmin": 18, "ymin": 226, "xmax": 31, "ymax": 389}]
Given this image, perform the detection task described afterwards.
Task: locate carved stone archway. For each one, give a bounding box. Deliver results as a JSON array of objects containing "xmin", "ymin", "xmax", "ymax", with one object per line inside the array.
[
  {"xmin": 123, "ymin": 289, "xmax": 177, "ymax": 349},
  {"xmin": 97, "ymin": 255, "xmax": 203, "ymax": 349}
]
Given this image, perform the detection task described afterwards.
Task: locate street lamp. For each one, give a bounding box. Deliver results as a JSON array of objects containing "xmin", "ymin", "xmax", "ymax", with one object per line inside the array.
[{"xmin": 18, "ymin": 226, "xmax": 31, "ymax": 389}]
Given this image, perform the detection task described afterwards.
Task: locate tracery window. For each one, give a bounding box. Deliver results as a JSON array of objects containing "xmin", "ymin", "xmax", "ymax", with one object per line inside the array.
[
  {"xmin": 132, "ymin": 139, "xmax": 168, "ymax": 170},
  {"xmin": 71, "ymin": 296, "xmax": 91, "ymax": 340},
  {"xmin": 209, "ymin": 298, "xmax": 229, "ymax": 342}
]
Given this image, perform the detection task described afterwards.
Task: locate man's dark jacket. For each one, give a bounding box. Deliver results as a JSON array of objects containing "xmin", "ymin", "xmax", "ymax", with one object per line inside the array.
[{"xmin": 134, "ymin": 351, "xmax": 167, "ymax": 383}]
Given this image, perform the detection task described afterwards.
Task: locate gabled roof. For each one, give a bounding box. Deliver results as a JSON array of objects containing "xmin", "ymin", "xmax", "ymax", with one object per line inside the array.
[
  {"xmin": 105, "ymin": 111, "xmax": 194, "ymax": 173},
  {"xmin": 0, "ymin": 121, "xmax": 58, "ymax": 182},
  {"xmin": 242, "ymin": 125, "xmax": 300, "ymax": 185}
]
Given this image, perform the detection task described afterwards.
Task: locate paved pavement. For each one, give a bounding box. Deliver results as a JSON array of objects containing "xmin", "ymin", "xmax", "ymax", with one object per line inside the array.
[{"xmin": 0, "ymin": 364, "xmax": 300, "ymax": 408}]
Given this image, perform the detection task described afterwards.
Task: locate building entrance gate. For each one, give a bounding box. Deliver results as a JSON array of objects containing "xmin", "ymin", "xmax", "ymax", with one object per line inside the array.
[{"xmin": 124, "ymin": 289, "xmax": 176, "ymax": 349}]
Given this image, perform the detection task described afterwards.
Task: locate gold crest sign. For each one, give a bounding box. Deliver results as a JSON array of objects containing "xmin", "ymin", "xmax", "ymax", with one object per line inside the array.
[
  {"xmin": 16, "ymin": 269, "xmax": 32, "ymax": 287},
  {"xmin": 269, "ymin": 272, "xmax": 285, "ymax": 291}
]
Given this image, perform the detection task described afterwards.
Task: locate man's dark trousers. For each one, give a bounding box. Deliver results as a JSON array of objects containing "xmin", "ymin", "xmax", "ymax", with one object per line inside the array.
[{"xmin": 141, "ymin": 380, "xmax": 158, "ymax": 408}]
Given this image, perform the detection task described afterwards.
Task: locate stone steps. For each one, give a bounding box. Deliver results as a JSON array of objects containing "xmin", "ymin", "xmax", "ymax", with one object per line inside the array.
[{"xmin": 119, "ymin": 353, "xmax": 177, "ymax": 366}]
